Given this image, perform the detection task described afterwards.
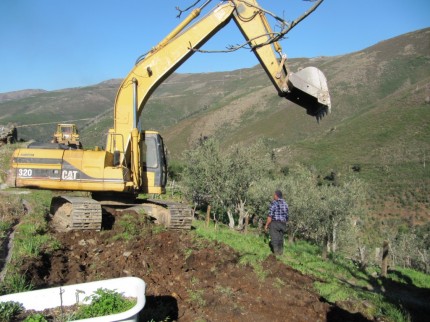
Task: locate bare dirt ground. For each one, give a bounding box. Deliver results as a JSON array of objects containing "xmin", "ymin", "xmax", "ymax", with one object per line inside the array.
[{"xmin": 19, "ymin": 208, "xmax": 373, "ymax": 322}]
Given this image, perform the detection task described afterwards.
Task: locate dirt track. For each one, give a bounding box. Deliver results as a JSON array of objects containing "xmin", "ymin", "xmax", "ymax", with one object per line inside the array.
[{"xmin": 20, "ymin": 208, "xmax": 371, "ymax": 322}]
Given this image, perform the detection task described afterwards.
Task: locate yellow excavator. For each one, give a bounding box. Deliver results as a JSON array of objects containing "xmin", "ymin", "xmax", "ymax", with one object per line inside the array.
[
  {"xmin": 8, "ymin": 0, "xmax": 331, "ymax": 230},
  {"xmin": 52, "ymin": 124, "xmax": 82, "ymax": 149}
]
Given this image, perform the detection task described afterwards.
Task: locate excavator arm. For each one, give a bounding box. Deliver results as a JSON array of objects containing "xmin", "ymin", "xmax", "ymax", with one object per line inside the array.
[
  {"xmin": 107, "ymin": 0, "xmax": 331, "ymax": 164},
  {"xmin": 232, "ymin": 0, "xmax": 331, "ymax": 117}
]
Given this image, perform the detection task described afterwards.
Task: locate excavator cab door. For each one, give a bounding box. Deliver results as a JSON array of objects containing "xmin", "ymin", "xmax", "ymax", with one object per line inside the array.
[{"xmin": 140, "ymin": 131, "xmax": 167, "ymax": 194}]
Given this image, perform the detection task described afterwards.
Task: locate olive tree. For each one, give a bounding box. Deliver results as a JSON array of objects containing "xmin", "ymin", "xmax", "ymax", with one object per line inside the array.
[
  {"xmin": 315, "ymin": 177, "xmax": 367, "ymax": 256},
  {"xmin": 247, "ymin": 176, "xmax": 284, "ymax": 228},
  {"xmin": 390, "ymin": 229, "xmax": 429, "ymax": 273},
  {"xmin": 181, "ymin": 138, "xmax": 276, "ymax": 228},
  {"xmin": 224, "ymin": 140, "xmax": 276, "ymax": 228},
  {"xmin": 276, "ymin": 164, "xmax": 320, "ymax": 243},
  {"xmin": 275, "ymin": 165, "xmax": 367, "ymax": 257},
  {"xmin": 181, "ymin": 138, "xmax": 228, "ymax": 218}
]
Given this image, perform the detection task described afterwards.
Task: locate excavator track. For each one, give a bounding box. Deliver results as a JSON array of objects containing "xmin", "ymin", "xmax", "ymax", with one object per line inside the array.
[
  {"xmin": 50, "ymin": 194, "xmax": 192, "ymax": 231},
  {"xmin": 109, "ymin": 199, "xmax": 193, "ymax": 230},
  {"xmin": 50, "ymin": 196, "xmax": 102, "ymax": 231},
  {"xmin": 145, "ymin": 199, "xmax": 193, "ymax": 230}
]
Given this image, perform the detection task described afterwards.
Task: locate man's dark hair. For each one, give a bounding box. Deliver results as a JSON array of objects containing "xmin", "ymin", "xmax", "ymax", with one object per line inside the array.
[{"xmin": 275, "ymin": 190, "xmax": 283, "ymax": 198}]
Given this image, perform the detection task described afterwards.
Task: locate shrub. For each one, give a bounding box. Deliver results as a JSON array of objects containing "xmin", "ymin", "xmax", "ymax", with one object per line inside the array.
[
  {"xmin": 24, "ymin": 313, "xmax": 48, "ymax": 322},
  {"xmin": 73, "ymin": 288, "xmax": 136, "ymax": 319},
  {"xmin": 0, "ymin": 301, "xmax": 23, "ymax": 322}
]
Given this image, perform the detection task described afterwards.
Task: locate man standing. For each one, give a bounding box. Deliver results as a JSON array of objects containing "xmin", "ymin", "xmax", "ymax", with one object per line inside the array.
[{"xmin": 265, "ymin": 190, "xmax": 289, "ymax": 255}]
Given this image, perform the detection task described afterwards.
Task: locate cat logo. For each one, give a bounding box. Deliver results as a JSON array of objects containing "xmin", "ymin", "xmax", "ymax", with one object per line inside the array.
[{"xmin": 62, "ymin": 170, "xmax": 78, "ymax": 180}]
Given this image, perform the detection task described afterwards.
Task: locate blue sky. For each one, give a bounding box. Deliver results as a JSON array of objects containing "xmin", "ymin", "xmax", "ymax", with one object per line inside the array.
[{"xmin": 0, "ymin": 0, "xmax": 429, "ymax": 93}]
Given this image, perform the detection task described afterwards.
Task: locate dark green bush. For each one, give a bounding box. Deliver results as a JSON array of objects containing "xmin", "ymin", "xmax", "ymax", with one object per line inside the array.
[
  {"xmin": 24, "ymin": 313, "xmax": 48, "ymax": 322},
  {"xmin": 73, "ymin": 288, "xmax": 136, "ymax": 319},
  {"xmin": 0, "ymin": 301, "xmax": 23, "ymax": 322}
]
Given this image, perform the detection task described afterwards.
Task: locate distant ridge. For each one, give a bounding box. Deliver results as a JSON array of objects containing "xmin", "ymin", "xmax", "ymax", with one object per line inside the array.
[{"xmin": 0, "ymin": 89, "xmax": 47, "ymax": 102}]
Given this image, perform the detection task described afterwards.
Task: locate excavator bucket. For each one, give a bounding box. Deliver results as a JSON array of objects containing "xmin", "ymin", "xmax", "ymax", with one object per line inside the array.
[{"xmin": 285, "ymin": 67, "xmax": 331, "ymax": 121}]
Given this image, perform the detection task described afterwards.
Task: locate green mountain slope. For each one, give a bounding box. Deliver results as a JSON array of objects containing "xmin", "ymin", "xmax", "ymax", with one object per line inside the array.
[
  {"xmin": 1, "ymin": 28, "xmax": 429, "ymax": 220},
  {"xmin": 0, "ymin": 82, "xmax": 119, "ymax": 142}
]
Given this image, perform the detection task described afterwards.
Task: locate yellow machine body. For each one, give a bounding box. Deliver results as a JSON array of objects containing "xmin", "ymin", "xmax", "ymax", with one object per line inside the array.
[{"xmin": 10, "ymin": 130, "xmax": 164, "ymax": 195}]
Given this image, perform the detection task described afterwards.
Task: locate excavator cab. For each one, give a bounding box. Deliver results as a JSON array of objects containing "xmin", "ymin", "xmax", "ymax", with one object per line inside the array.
[{"xmin": 140, "ymin": 131, "xmax": 167, "ymax": 194}]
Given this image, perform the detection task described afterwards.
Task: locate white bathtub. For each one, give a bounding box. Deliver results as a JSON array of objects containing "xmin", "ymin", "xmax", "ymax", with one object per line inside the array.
[{"xmin": 0, "ymin": 276, "xmax": 146, "ymax": 322}]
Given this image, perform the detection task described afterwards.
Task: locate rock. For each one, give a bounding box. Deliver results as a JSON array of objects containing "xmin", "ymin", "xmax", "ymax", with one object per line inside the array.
[{"xmin": 123, "ymin": 251, "xmax": 132, "ymax": 257}]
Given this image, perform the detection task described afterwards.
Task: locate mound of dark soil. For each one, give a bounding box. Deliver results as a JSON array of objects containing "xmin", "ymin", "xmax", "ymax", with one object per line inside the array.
[{"xmin": 20, "ymin": 208, "xmax": 371, "ymax": 322}]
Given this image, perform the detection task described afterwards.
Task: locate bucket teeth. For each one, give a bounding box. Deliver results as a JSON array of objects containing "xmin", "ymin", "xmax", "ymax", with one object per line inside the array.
[{"xmin": 285, "ymin": 66, "xmax": 331, "ymax": 120}]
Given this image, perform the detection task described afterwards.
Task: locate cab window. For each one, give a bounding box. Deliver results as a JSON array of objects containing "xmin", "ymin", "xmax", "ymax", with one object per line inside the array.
[{"xmin": 144, "ymin": 137, "xmax": 158, "ymax": 168}]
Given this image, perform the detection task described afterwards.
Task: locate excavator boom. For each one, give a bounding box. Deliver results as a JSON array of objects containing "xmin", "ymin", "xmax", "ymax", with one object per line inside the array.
[{"xmin": 109, "ymin": 0, "xmax": 331, "ymax": 161}]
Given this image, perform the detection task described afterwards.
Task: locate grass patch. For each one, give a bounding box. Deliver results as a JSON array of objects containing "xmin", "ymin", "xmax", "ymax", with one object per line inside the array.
[
  {"xmin": 193, "ymin": 220, "xmax": 269, "ymax": 260},
  {"xmin": 214, "ymin": 285, "xmax": 234, "ymax": 297},
  {"xmin": 0, "ymin": 189, "xmax": 58, "ymax": 294},
  {"xmin": 11, "ymin": 190, "xmax": 59, "ymax": 260},
  {"xmin": 388, "ymin": 268, "xmax": 430, "ymax": 289},
  {"xmin": 0, "ymin": 194, "xmax": 22, "ymax": 239},
  {"xmin": 314, "ymin": 281, "xmax": 352, "ymax": 303},
  {"xmin": 187, "ymin": 289, "xmax": 206, "ymax": 307},
  {"xmin": 110, "ymin": 213, "xmax": 145, "ymax": 241},
  {"xmin": 0, "ymin": 273, "xmax": 34, "ymax": 294}
]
